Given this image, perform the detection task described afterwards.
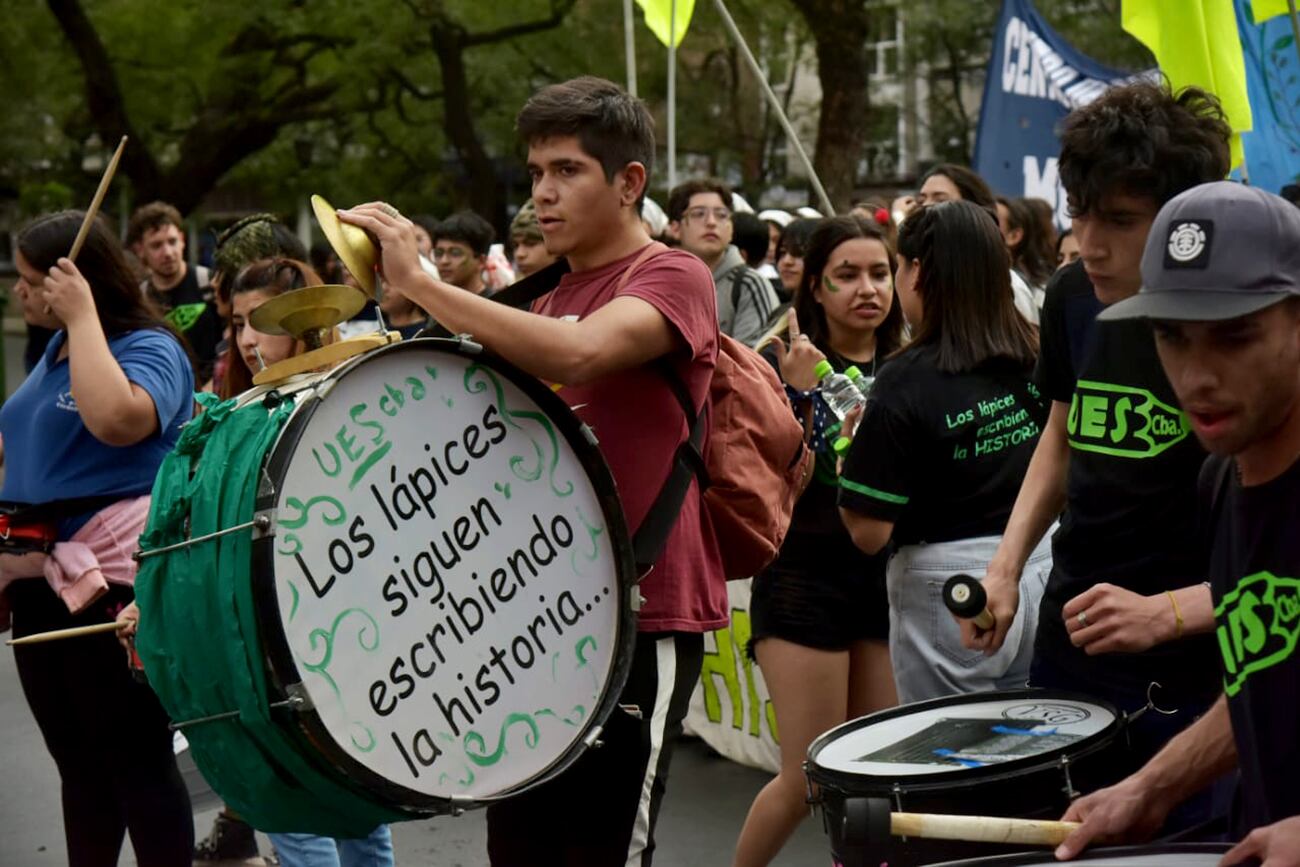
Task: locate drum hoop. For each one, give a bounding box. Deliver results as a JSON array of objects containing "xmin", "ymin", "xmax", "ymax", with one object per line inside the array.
[
  {"xmin": 923, "ymin": 843, "xmax": 1231, "ymax": 866},
  {"xmin": 250, "ymin": 338, "xmax": 640, "ymax": 811},
  {"xmin": 804, "ymin": 688, "xmax": 1125, "ymax": 795}
]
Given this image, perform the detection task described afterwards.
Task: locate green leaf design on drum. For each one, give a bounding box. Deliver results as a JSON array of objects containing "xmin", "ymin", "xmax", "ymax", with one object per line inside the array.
[
  {"xmin": 534, "ymin": 705, "xmax": 586, "ymax": 727},
  {"xmin": 351, "ymin": 723, "xmax": 377, "ymax": 753},
  {"xmin": 299, "ymin": 608, "xmax": 381, "ymax": 699},
  {"xmin": 463, "ymin": 712, "xmax": 541, "ymax": 767},
  {"xmin": 464, "ymin": 365, "xmax": 574, "ymax": 498},
  {"xmin": 281, "ymin": 495, "xmax": 347, "ymax": 530},
  {"xmin": 570, "ymin": 506, "xmax": 605, "ymax": 576}
]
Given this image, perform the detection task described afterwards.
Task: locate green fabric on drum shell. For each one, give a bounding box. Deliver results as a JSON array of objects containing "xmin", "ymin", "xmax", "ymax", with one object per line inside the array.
[{"xmin": 135, "ymin": 392, "xmax": 412, "ymax": 836}]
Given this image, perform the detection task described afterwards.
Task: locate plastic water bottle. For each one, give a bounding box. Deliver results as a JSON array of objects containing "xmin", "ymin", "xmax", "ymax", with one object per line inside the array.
[
  {"xmin": 814, "ymin": 360, "xmax": 866, "ymax": 421},
  {"xmin": 844, "ymin": 364, "xmax": 875, "ymax": 398}
]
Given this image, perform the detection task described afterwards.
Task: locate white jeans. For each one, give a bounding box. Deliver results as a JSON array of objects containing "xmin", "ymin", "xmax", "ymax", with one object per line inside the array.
[{"xmin": 886, "ymin": 530, "xmax": 1053, "ymax": 705}]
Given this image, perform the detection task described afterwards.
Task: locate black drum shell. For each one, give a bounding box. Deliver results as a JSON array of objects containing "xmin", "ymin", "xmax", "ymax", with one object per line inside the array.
[{"xmin": 806, "ymin": 689, "xmax": 1134, "ymax": 867}]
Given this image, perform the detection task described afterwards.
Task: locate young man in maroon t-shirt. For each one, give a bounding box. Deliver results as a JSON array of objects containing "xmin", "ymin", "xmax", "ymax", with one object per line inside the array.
[{"xmin": 342, "ymin": 75, "xmax": 726, "ymax": 866}]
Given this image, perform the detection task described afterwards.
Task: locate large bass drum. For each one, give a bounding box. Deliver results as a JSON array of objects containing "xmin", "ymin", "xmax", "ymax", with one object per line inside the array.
[{"xmin": 136, "ymin": 338, "xmax": 637, "ymax": 836}]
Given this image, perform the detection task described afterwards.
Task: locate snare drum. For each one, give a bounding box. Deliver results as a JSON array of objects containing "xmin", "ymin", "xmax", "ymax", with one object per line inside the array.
[
  {"xmin": 806, "ymin": 689, "xmax": 1132, "ymax": 867},
  {"xmin": 928, "ymin": 843, "xmax": 1232, "ymax": 866},
  {"xmin": 135, "ymin": 338, "xmax": 637, "ymax": 835}
]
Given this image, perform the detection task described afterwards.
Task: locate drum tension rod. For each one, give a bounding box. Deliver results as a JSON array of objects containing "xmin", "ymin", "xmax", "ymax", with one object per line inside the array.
[
  {"xmin": 134, "ymin": 511, "xmax": 276, "ymax": 561},
  {"xmin": 169, "ymin": 691, "xmax": 309, "ymax": 732}
]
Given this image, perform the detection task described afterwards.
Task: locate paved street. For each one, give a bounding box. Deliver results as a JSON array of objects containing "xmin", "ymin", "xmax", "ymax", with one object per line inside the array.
[{"xmin": 0, "ymin": 643, "xmax": 829, "ymax": 866}]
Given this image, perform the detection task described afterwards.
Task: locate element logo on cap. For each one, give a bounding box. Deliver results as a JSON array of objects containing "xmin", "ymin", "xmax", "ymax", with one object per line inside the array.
[{"xmin": 1167, "ymin": 222, "xmax": 1208, "ymax": 264}]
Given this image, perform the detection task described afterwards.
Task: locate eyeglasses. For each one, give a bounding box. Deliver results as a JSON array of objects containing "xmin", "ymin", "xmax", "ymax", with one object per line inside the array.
[
  {"xmin": 433, "ymin": 246, "xmax": 470, "ymax": 261},
  {"xmin": 683, "ymin": 207, "xmax": 732, "ymax": 223}
]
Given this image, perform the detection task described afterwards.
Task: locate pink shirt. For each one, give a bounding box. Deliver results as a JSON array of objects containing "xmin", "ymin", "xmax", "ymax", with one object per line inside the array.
[{"xmin": 535, "ymin": 244, "xmax": 727, "ymax": 632}]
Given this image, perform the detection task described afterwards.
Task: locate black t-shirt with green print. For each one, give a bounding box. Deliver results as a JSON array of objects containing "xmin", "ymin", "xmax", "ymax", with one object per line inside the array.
[
  {"xmin": 1034, "ymin": 262, "xmax": 1219, "ymax": 699},
  {"xmin": 1203, "ymin": 452, "xmax": 1300, "ymax": 836},
  {"xmin": 838, "ymin": 343, "xmax": 1047, "ymax": 547},
  {"xmin": 144, "ymin": 265, "xmax": 221, "ymax": 381}
]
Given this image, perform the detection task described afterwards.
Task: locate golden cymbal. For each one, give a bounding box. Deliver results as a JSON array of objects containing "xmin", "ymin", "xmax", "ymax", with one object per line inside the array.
[
  {"xmin": 248, "ymin": 284, "xmax": 367, "ymax": 344},
  {"xmin": 311, "ymin": 193, "xmax": 376, "ymax": 297}
]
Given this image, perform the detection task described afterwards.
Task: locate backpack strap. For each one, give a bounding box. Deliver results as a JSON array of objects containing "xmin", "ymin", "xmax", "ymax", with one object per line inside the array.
[{"xmin": 633, "ymin": 361, "xmax": 710, "ymax": 576}]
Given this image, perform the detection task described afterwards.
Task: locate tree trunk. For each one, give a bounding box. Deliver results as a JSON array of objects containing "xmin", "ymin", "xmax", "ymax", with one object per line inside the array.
[
  {"xmin": 428, "ymin": 23, "xmax": 508, "ymax": 234},
  {"xmin": 787, "ymin": 0, "xmax": 871, "ymax": 211}
]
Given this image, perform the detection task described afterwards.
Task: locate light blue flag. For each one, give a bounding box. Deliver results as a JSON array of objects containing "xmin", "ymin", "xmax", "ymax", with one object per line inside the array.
[{"xmin": 1234, "ymin": 0, "xmax": 1300, "ymax": 191}]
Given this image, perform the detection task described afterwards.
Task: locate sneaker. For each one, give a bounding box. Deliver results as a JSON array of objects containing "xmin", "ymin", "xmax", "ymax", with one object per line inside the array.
[{"xmin": 193, "ymin": 811, "xmax": 259, "ymax": 861}]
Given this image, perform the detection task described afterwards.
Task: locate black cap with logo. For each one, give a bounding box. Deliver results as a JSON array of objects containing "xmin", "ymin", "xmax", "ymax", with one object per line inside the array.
[{"xmin": 1098, "ymin": 180, "xmax": 1300, "ymax": 322}]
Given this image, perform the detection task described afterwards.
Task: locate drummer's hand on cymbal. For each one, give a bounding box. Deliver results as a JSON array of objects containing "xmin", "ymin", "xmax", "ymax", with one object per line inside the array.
[
  {"xmin": 1062, "ymin": 583, "xmax": 1167, "ymax": 656},
  {"xmin": 1055, "ymin": 775, "xmax": 1169, "ymax": 861},
  {"xmin": 115, "ymin": 601, "xmax": 140, "ymax": 654},
  {"xmin": 337, "ymin": 203, "xmax": 425, "ymax": 291},
  {"xmin": 961, "ymin": 567, "xmax": 1018, "ymax": 654},
  {"xmin": 1220, "ymin": 815, "xmax": 1300, "ymax": 867}
]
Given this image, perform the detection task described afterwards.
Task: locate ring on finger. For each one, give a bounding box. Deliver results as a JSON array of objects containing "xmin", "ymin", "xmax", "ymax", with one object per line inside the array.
[
  {"xmin": 377, "ymin": 202, "xmax": 400, "ymax": 218},
  {"xmin": 1077, "ymin": 610, "xmax": 1088, "ymax": 627}
]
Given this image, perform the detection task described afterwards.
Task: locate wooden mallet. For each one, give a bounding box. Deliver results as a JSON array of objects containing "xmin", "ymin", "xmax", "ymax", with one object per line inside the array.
[
  {"xmin": 838, "ymin": 797, "xmax": 1079, "ymax": 851},
  {"xmin": 944, "ymin": 572, "xmax": 995, "ymax": 631}
]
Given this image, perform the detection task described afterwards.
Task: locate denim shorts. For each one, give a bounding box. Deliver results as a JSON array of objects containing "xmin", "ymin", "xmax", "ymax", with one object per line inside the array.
[{"xmin": 886, "ymin": 530, "xmax": 1054, "ymax": 705}]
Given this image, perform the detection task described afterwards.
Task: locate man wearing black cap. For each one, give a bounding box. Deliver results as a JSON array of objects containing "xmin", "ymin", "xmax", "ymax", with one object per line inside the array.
[{"xmin": 1056, "ymin": 181, "xmax": 1300, "ymax": 865}]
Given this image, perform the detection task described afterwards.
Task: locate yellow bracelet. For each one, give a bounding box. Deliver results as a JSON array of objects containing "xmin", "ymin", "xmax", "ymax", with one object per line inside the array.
[{"xmin": 1165, "ymin": 590, "xmax": 1184, "ymax": 640}]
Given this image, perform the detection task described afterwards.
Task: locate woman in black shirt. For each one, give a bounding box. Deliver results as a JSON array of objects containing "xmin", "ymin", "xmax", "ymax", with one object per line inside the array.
[
  {"xmin": 838, "ymin": 200, "xmax": 1050, "ymax": 703},
  {"xmin": 734, "ymin": 215, "xmax": 905, "ymax": 867}
]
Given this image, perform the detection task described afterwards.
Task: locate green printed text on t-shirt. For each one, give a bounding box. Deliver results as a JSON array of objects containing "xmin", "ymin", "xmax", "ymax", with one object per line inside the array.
[
  {"xmin": 1067, "ymin": 380, "xmax": 1189, "ymax": 459},
  {"xmin": 1215, "ymin": 570, "xmax": 1300, "ymax": 697}
]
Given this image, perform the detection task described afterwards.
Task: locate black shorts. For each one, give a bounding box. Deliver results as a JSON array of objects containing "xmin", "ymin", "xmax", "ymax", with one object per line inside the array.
[{"xmin": 748, "ymin": 538, "xmax": 889, "ymax": 659}]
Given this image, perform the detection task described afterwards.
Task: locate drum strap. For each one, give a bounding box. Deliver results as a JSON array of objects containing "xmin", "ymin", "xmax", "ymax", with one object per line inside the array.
[{"xmin": 419, "ymin": 258, "xmax": 572, "ymax": 338}]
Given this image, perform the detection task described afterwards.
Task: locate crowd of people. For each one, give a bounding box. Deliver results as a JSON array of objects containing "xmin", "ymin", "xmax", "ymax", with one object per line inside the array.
[{"xmin": 3, "ymin": 70, "xmax": 1300, "ymax": 867}]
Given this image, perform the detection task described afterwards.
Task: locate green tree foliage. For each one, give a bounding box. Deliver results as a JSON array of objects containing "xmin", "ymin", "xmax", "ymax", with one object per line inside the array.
[{"xmin": 0, "ymin": 0, "xmax": 1161, "ymax": 233}]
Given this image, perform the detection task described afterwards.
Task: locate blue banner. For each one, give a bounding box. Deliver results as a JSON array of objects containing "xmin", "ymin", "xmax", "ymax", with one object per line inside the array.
[
  {"xmin": 1234, "ymin": 0, "xmax": 1300, "ymax": 193},
  {"xmin": 973, "ymin": 0, "xmax": 1136, "ymax": 226}
]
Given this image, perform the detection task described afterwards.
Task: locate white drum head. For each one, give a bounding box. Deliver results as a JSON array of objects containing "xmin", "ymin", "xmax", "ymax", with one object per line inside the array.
[
  {"xmin": 260, "ymin": 342, "xmax": 632, "ymax": 803},
  {"xmin": 813, "ymin": 695, "xmax": 1115, "ymax": 777}
]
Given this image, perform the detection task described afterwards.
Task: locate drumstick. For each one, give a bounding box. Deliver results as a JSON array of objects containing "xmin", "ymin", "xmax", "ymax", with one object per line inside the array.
[
  {"xmin": 944, "ymin": 573, "xmax": 995, "ymax": 630},
  {"xmin": 43, "ymin": 135, "xmax": 127, "ymax": 315},
  {"xmin": 6, "ymin": 621, "xmax": 127, "ymax": 646},
  {"xmin": 70, "ymin": 135, "xmax": 128, "ymax": 262},
  {"xmin": 890, "ymin": 812, "xmax": 1080, "ymax": 846}
]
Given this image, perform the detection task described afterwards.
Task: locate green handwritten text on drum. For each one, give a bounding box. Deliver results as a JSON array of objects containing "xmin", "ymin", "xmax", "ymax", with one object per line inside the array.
[
  {"xmin": 310, "ymin": 372, "xmax": 439, "ymax": 490},
  {"xmin": 1215, "ymin": 570, "xmax": 1300, "ymax": 697}
]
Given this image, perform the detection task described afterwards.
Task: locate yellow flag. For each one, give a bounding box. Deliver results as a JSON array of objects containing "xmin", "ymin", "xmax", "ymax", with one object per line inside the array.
[
  {"xmin": 1251, "ymin": 0, "xmax": 1291, "ymax": 24},
  {"xmin": 1122, "ymin": 0, "xmax": 1253, "ymax": 168},
  {"xmin": 635, "ymin": 0, "xmax": 695, "ymax": 48}
]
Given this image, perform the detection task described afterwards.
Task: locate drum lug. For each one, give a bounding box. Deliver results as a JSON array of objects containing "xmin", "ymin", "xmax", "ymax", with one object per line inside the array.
[
  {"xmin": 454, "ymin": 334, "xmax": 484, "ymax": 354},
  {"xmin": 448, "ymin": 796, "xmax": 474, "ymax": 816},
  {"xmin": 583, "ymin": 724, "xmax": 605, "ymax": 750},
  {"xmin": 252, "ymin": 509, "xmax": 276, "ymax": 539},
  {"xmin": 284, "ymin": 681, "xmax": 314, "ymax": 712},
  {"xmin": 257, "ymin": 469, "xmax": 277, "ymax": 500},
  {"xmin": 1059, "ymin": 754, "xmax": 1079, "ymax": 800},
  {"xmin": 891, "ymin": 783, "xmax": 906, "ymax": 839},
  {"xmin": 579, "ymin": 423, "xmax": 599, "ymax": 447}
]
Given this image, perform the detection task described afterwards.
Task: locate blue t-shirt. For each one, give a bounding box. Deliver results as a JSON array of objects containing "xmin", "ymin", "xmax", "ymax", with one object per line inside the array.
[{"xmin": 0, "ymin": 328, "xmax": 194, "ymax": 537}]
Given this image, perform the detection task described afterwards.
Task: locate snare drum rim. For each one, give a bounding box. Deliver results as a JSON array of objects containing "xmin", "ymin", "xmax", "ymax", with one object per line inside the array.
[
  {"xmin": 250, "ymin": 338, "xmax": 639, "ymax": 811},
  {"xmin": 923, "ymin": 843, "xmax": 1232, "ymax": 866},
  {"xmin": 803, "ymin": 688, "xmax": 1125, "ymax": 796}
]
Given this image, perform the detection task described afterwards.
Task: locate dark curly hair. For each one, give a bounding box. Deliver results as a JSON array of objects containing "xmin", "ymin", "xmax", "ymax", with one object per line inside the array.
[{"xmin": 1058, "ymin": 80, "xmax": 1231, "ymax": 217}]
